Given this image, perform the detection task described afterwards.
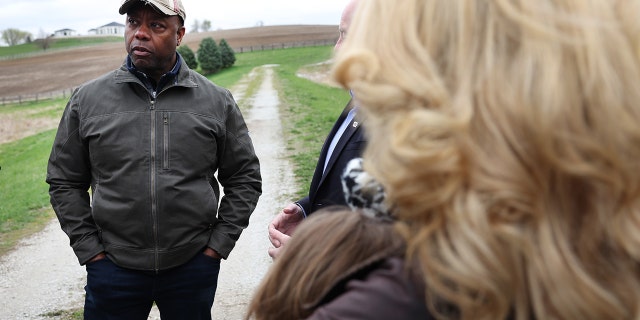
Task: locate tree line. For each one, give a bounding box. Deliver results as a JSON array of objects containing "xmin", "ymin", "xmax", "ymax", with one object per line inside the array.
[
  {"xmin": 178, "ymin": 37, "xmax": 236, "ymax": 75},
  {"xmin": 2, "ymin": 19, "xmax": 213, "ymax": 47},
  {"xmin": 2, "ymin": 28, "xmax": 33, "ymax": 46}
]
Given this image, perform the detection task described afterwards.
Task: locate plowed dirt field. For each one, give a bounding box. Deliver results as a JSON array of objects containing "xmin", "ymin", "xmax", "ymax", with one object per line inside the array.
[{"xmin": 0, "ymin": 25, "xmax": 337, "ymax": 99}]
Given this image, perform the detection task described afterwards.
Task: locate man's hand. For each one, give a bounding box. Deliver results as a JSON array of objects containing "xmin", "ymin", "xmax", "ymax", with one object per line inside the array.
[
  {"xmin": 87, "ymin": 252, "xmax": 106, "ymax": 264},
  {"xmin": 203, "ymin": 247, "xmax": 222, "ymax": 259},
  {"xmin": 268, "ymin": 203, "xmax": 304, "ymax": 259}
]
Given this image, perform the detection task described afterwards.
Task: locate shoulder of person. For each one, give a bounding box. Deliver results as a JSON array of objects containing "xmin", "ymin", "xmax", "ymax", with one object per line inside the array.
[{"xmin": 308, "ymin": 257, "xmax": 432, "ymax": 320}]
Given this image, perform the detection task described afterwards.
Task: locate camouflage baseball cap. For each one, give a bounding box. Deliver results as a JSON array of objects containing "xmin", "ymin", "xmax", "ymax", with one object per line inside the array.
[{"xmin": 119, "ymin": 0, "xmax": 186, "ymax": 21}]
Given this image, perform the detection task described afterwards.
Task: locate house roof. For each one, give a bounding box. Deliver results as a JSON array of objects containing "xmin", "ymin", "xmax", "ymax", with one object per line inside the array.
[
  {"xmin": 98, "ymin": 22, "xmax": 125, "ymax": 28},
  {"xmin": 54, "ymin": 28, "xmax": 75, "ymax": 32}
]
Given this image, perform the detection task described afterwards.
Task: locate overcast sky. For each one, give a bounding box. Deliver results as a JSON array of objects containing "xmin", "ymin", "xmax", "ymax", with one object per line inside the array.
[{"xmin": 0, "ymin": 0, "xmax": 346, "ymax": 38}]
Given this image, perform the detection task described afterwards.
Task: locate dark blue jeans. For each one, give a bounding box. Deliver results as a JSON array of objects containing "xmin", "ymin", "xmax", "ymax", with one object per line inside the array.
[{"xmin": 84, "ymin": 252, "xmax": 220, "ymax": 320}]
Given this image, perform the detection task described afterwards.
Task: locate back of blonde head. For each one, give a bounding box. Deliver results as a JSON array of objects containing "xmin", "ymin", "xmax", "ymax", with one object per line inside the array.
[{"xmin": 333, "ymin": 0, "xmax": 640, "ymax": 319}]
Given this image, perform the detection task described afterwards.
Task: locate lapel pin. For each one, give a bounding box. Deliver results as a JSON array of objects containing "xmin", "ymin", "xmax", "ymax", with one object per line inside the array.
[{"xmin": 352, "ymin": 121, "xmax": 359, "ymax": 128}]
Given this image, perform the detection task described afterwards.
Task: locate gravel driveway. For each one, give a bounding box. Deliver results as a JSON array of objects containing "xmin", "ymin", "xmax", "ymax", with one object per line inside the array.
[{"xmin": 0, "ymin": 64, "xmax": 295, "ymax": 320}]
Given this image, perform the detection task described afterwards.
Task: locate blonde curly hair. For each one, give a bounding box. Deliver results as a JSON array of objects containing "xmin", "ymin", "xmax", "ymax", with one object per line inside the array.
[{"xmin": 333, "ymin": 0, "xmax": 640, "ymax": 319}]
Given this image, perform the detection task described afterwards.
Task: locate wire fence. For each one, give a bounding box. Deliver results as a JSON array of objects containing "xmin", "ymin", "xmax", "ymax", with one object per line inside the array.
[{"xmin": 1, "ymin": 39, "xmax": 335, "ymax": 106}]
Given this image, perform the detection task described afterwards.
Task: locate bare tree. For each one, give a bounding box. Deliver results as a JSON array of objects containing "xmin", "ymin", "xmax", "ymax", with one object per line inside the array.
[
  {"xmin": 1, "ymin": 28, "xmax": 31, "ymax": 46},
  {"xmin": 191, "ymin": 19, "xmax": 201, "ymax": 33},
  {"xmin": 201, "ymin": 20, "xmax": 212, "ymax": 32},
  {"xmin": 36, "ymin": 28, "xmax": 54, "ymax": 51}
]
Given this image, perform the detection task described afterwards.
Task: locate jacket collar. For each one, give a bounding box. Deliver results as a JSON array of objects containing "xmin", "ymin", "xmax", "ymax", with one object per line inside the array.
[
  {"xmin": 125, "ymin": 53, "xmax": 182, "ymax": 92},
  {"xmin": 116, "ymin": 52, "xmax": 198, "ymax": 93}
]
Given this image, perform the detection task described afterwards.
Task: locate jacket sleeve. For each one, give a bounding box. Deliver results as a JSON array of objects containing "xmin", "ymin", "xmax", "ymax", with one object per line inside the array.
[
  {"xmin": 46, "ymin": 91, "xmax": 104, "ymax": 265},
  {"xmin": 208, "ymin": 90, "xmax": 262, "ymax": 259},
  {"xmin": 296, "ymin": 197, "xmax": 311, "ymax": 217}
]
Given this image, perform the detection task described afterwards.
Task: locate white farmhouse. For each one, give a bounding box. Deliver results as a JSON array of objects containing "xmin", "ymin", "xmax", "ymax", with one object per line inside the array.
[
  {"xmin": 54, "ymin": 28, "xmax": 77, "ymax": 37},
  {"xmin": 91, "ymin": 22, "xmax": 125, "ymax": 36}
]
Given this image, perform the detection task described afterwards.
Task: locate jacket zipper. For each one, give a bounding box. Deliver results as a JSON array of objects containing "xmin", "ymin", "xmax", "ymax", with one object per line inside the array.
[{"xmin": 150, "ymin": 91, "xmax": 159, "ymax": 273}]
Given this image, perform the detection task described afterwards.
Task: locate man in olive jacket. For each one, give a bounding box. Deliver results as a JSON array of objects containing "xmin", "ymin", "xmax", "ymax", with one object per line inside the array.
[{"xmin": 46, "ymin": 0, "xmax": 261, "ymax": 318}]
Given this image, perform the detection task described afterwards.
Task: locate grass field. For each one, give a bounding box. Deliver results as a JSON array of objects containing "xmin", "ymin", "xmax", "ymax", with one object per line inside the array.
[{"xmin": 0, "ymin": 45, "xmax": 347, "ymax": 261}]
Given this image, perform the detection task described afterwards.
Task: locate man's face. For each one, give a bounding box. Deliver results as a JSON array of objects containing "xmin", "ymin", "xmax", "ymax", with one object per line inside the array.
[
  {"xmin": 125, "ymin": 4, "xmax": 185, "ymax": 79},
  {"xmin": 334, "ymin": 0, "xmax": 358, "ymax": 51},
  {"xmin": 335, "ymin": 24, "xmax": 348, "ymax": 52}
]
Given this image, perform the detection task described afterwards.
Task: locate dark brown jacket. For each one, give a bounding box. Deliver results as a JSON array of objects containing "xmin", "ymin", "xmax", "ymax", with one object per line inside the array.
[{"xmin": 307, "ymin": 256, "xmax": 432, "ymax": 319}]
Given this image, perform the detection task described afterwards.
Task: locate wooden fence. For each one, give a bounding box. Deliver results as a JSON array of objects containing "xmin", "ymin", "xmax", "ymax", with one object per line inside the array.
[
  {"xmin": 1, "ymin": 88, "xmax": 77, "ymax": 106},
  {"xmin": 0, "ymin": 39, "xmax": 335, "ymax": 106},
  {"xmin": 234, "ymin": 39, "xmax": 334, "ymax": 53}
]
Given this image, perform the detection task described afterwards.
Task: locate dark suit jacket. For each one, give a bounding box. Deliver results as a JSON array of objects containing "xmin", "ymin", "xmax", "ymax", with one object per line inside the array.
[{"xmin": 297, "ymin": 99, "xmax": 366, "ymax": 216}]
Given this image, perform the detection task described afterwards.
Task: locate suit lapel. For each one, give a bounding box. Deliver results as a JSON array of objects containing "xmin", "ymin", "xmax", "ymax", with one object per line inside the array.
[
  {"xmin": 322, "ymin": 114, "xmax": 359, "ymax": 178},
  {"xmin": 317, "ymin": 100, "xmax": 354, "ymax": 164},
  {"xmin": 308, "ymin": 99, "xmax": 354, "ymax": 195}
]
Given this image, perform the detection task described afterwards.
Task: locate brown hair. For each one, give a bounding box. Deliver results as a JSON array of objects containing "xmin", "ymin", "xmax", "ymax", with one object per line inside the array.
[{"xmin": 245, "ymin": 207, "xmax": 404, "ymax": 320}]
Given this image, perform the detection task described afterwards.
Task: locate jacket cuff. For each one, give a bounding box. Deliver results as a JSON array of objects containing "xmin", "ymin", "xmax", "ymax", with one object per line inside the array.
[
  {"xmin": 207, "ymin": 230, "xmax": 235, "ymax": 259},
  {"xmin": 294, "ymin": 202, "xmax": 308, "ymax": 218},
  {"xmin": 72, "ymin": 235, "xmax": 104, "ymax": 265},
  {"xmin": 296, "ymin": 197, "xmax": 311, "ymax": 218}
]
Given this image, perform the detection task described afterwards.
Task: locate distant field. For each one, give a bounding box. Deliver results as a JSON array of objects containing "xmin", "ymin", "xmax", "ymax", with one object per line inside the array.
[
  {"xmin": 0, "ymin": 36, "xmax": 123, "ymax": 58},
  {"xmin": 0, "ymin": 25, "xmax": 338, "ymax": 100}
]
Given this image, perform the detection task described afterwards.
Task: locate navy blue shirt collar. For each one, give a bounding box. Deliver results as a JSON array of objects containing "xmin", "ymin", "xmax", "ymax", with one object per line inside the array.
[{"xmin": 126, "ymin": 53, "xmax": 182, "ymax": 93}]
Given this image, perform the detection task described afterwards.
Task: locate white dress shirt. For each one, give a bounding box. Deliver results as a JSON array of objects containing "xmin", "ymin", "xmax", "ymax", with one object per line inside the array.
[{"xmin": 323, "ymin": 107, "xmax": 357, "ymax": 174}]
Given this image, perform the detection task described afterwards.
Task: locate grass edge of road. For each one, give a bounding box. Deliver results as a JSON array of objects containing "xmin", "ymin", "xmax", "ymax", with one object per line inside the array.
[{"xmin": 0, "ymin": 45, "xmax": 345, "ymax": 319}]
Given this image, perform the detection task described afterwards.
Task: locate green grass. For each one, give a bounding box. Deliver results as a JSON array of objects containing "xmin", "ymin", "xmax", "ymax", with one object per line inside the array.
[
  {"xmin": 41, "ymin": 309, "xmax": 84, "ymax": 319},
  {"xmin": 0, "ymin": 131, "xmax": 57, "ymax": 221},
  {"xmin": 0, "ymin": 36, "xmax": 122, "ymax": 58},
  {"xmin": 276, "ymin": 59, "xmax": 350, "ymax": 199},
  {"xmin": 209, "ymin": 47, "xmax": 350, "ymax": 198},
  {"xmin": 0, "ymin": 129, "xmax": 59, "ymax": 250},
  {"xmin": 0, "ymin": 98, "xmax": 66, "ymax": 255},
  {"xmin": 0, "ymin": 98, "xmax": 67, "ymax": 116}
]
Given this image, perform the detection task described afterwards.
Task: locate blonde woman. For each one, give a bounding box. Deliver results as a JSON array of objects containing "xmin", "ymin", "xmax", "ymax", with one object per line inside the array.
[{"xmin": 328, "ymin": 0, "xmax": 640, "ymax": 319}]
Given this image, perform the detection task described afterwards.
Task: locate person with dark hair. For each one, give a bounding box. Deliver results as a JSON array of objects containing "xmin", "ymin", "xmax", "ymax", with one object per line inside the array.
[{"xmin": 46, "ymin": 0, "xmax": 261, "ymax": 318}]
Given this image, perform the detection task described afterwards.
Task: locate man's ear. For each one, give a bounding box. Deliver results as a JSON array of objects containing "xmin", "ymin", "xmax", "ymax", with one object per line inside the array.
[{"xmin": 177, "ymin": 26, "xmax": 186, "ymax": 46}]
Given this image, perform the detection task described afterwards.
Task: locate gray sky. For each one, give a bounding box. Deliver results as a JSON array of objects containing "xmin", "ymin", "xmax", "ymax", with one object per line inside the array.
[{"xmin": 0, "ymin": 0, "xmax": 345, "ymax": 38}]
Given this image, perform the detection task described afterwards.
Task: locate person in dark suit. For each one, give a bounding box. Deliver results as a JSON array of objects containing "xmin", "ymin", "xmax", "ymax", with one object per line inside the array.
[{"xmin": 268, "ymin": 0, "xmax": 362, "ymax": 259}]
